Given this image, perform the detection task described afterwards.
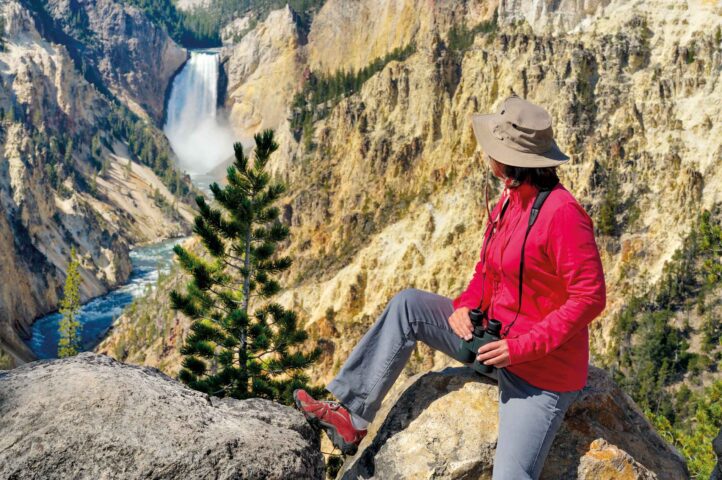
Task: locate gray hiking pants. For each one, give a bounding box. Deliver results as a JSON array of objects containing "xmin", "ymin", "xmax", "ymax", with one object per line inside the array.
[{"xmin": 326, "ymin": 288, "xmax": 581, "ymax": 480}]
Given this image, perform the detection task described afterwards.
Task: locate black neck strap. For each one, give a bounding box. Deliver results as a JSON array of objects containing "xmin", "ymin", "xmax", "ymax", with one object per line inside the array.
[{"xmin": 476, "ymin": 181, "xmax": 558, "ymax": 338}]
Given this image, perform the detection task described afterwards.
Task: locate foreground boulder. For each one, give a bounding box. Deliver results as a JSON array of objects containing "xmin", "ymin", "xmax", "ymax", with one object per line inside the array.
[
  {"xmin": 339, "ymin": 366, "xmax": 688, "ymax": 479},
  {"xmin": 0, "ymin": 353, "xmax": 324, "ymax": 479}
]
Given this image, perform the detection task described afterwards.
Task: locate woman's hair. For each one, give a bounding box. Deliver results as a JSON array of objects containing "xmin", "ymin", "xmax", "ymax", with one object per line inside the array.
[{"xmin": 489, "ymin": 156, "xmax": 560, "ymax": 190}]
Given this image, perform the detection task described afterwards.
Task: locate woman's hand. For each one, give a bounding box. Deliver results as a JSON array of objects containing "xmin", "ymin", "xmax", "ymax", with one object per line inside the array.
[
  {"xmin": 448, "ymin": 307, "xmax": 473, "ymax": 341},
  {"xmin": 477, "ymin": 340, "xmax": 510, "ymax": 368}
]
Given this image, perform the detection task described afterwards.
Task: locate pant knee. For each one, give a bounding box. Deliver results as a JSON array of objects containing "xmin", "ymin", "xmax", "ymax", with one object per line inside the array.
[
  {"xmin": 387, "ymin": 288, "xmax": 423, "ymax": 334},
  {"xmin": 392, "ymin": 287, "xmax": 421, "ymax": 305}
]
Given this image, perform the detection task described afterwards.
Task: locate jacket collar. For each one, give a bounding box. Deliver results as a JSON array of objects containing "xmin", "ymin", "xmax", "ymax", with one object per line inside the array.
[{"xmin": 504, "ymin": 177, "xmax": 539, "ymax": 206}]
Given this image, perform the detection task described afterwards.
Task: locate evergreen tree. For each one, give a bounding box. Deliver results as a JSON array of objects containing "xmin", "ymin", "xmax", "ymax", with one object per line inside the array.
[
  {"xmin": 58, "ymin": 247, "xmax": 82, "ymax": 358},
  {"xmin": 0, "ymin": 15, "xmax": 6, "ymax": 52},
  {"xmin": 170, "ymin": 129, "xmax": 324, "ymax": 404}
]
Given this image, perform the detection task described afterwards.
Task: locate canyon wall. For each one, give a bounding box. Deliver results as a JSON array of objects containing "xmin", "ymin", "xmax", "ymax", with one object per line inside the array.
[{"xmin": 0, "ymin": 0, "xmax": 193, "ymax": 364}]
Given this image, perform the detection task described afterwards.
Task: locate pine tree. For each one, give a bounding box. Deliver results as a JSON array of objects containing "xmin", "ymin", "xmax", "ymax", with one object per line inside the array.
[
  {"xmin": 170, "ymin": 129, "xmax": 324, "ymax": 404},
  {"xmin": 58, "ymin": 247, "xmax": 82, "ymax": 358},
  {"xmin": 0, "ymin": 15, "xmax": 6, "ymax": 53}
]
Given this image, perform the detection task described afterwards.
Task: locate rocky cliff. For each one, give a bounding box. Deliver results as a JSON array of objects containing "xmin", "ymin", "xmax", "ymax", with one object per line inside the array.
[
  {"xmin": 220, "ymin": 5, "xmax": 304, "ymax": 142},
  {"xmin": 498, "ymin": 0, "xmax": 613, "ymax": 35},
  {"xmin": 0, "ymin": 0, "xmax": 194, "ymax": 365},
  {"xmin": 0, "ymin": 353, "xmax": 325, "ymax": 479}
]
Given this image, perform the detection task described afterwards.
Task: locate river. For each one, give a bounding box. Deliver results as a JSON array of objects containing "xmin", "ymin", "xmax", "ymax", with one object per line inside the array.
[{"xmin": 26, "ymin": 238, "xmax": 188, "ymax": 359}]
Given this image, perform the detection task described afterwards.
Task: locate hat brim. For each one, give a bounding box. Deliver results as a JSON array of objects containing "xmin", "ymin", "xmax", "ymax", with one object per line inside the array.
[{"xmin": 469, "ymin": 113, "xmax": 570, "ymax": 168}]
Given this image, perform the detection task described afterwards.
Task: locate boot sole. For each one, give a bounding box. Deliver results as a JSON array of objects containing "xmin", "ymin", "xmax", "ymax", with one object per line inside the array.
[{"xmin": 293, "ymin": 390, "xmax": 360, "ymax": 456}]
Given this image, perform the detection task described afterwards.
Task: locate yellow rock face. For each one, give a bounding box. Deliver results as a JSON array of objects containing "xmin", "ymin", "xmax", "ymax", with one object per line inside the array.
[
  {"xmin": 220, "ymin": 6, "xmax": 305, "ymax": 142},
  {"xmin": 578, "ymin": 439, "xmax": 657, "ymax": 480}
]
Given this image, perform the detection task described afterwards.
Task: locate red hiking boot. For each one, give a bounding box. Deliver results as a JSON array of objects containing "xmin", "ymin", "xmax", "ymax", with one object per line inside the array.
[{"xmin": 293, "ymin": 389, "xmax": 367, "ymax": 455}]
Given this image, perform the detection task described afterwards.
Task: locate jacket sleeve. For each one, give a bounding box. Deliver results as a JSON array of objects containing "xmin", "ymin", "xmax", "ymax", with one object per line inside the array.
[{"xmin": 505, "ymin": 200, "xmax": 606, "ymax": 365}]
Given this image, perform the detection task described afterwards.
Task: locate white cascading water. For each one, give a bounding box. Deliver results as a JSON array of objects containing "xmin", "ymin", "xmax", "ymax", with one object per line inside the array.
[{"xmin": 164, "ymin": 51, "xmax": 237, "ymax": 175}]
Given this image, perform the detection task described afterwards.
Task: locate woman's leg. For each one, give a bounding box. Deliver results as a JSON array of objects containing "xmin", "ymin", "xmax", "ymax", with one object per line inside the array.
[
  {"xmin": 492, "ymin": 367, "xmax": 581, "ymax": 480},
  {"xmin": 326, "ymin": 287, "xmax": 490, "ymax": 423}
]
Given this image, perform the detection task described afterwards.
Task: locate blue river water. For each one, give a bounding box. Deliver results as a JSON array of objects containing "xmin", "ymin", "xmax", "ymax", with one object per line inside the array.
[{"xmin": 25, "ymin": 237, "xmax": 188, "ymax": 359}]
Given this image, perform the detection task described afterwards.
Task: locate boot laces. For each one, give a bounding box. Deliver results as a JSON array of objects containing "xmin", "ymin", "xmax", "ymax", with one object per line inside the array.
[{"xmin": 322, "ymin": 400, "xmax": 343, "ymax": 411}]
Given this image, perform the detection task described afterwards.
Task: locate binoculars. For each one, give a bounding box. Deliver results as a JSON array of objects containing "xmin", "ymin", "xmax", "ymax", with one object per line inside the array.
[{"xmin": 456, "ymin": 308, "xmax": 502, "ymax": 375}]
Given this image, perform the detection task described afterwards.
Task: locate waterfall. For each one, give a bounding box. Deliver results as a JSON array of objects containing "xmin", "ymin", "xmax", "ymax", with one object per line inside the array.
[{"xmin": 164, "ymin": 51, "xmax": 237, "ymax": 175}]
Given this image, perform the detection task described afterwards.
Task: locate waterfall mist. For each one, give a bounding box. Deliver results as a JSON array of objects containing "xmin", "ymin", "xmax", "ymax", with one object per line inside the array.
[{"xmin": 164, "ymin": 51, "xmax": 237, "ymax": 175}]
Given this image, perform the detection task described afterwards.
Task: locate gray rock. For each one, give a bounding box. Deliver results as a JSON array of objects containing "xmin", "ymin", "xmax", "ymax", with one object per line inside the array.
[
  {"xmin": 339, "ymin": 366, "xmax": 688, "ymax": 479},
  {"xmin": 0, "ymin": 353, "xmax": 324, "ymax": 479}
]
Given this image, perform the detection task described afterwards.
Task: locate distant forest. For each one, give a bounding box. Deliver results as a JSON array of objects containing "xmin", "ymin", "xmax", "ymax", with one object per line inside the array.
[{"xmin": 127, "ymin": 0, "xmax": 326, "ymax": 48}]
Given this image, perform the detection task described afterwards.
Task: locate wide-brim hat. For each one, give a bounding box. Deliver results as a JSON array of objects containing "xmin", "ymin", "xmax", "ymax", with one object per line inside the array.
[{"xmin": 469, "ymin": 93, "xmax": 570, "ymax": 168}]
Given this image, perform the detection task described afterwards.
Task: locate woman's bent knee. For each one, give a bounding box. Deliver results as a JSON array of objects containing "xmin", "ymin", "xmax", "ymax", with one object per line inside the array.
[{"xmin": 392, "ymin": 287, "xmax": 423, "ymax": 304}]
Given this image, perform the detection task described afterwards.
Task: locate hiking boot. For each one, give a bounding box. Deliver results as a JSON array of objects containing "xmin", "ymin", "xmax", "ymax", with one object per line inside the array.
[{"xmin": 293, "ymin": 389, "xmax": 367, "ymax": 455}]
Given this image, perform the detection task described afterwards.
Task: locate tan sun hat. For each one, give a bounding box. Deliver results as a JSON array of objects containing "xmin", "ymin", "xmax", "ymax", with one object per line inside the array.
[{"xmin": 469, "ymin": 93, "xmax": 570, "ymax": 168}]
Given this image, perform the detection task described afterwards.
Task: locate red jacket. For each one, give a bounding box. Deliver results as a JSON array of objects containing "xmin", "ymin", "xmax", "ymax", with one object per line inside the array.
[{"xmin": 452, "ymin": 177, "xmax": 606, "ymax": 392}]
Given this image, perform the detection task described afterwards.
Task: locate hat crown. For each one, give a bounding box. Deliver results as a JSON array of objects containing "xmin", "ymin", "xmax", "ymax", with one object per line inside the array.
[
  {"xmin": 491, "ymin": 94, "xmax": 554, "ymax": 155},
  {"xmin": 498, "ymin": 96, "xmax": 552, "ymax": 130}
]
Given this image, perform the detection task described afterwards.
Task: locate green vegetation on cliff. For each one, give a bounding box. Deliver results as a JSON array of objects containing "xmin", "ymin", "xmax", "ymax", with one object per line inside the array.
[
  {"xmin": 10, "ymin": 101, "xmax": 193, "ymax": 201},
  {"xmin": 602, "ymin": 206, "xmax": 722, "ymax": 478},
  {"xmin": 15, "ymin": 0, "xmax": 194, "ymax": 199},
  {"xmin": 184, "ymin": 0, "xmax": 325, "ymax": 47},
  {"xmin": 0, "ymin": 14, "xmax": 6, "ymax": 52},
  {"xmin": 170, "ymin": 131, "xmax": 323, "ymax": 403},
  {"xmin": 122, "ymin": 0, "xmax": 220, "ymax": 47},
  {"xmin": 650, "ymin": 380, "xmax": 722, "ymax": 479},
  {"xmin": 123, "ymin": 0, "xmax": 326, "ymax": 49},
  {"xmin": 290, "ymin": 42, "xmax": 417, "ymax": 147},
  {"xmin": 105, "ymin": 105, "xmax": 193, "ymax": 198},
  {"xmin": 446, "ymin": 8, "xmax": 498, "ymax": 54}
]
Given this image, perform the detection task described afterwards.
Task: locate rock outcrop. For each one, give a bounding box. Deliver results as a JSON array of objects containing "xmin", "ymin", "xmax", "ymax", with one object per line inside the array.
[
  {"xmin": 0, "ymin": 353, "xmax": 325, "ymax": 479},
  {"xmin": 339, "ymin": 366, "xmax": 688, "ymax": 479},
  {"xmin": 220, "ymin": 5, "xmax": 304, "ymax": 142}
]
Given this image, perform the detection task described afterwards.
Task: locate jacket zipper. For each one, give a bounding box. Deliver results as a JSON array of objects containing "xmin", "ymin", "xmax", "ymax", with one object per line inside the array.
[{"xmin": 490, "ymin": 192, "xmax": 523, "ymax": 323}]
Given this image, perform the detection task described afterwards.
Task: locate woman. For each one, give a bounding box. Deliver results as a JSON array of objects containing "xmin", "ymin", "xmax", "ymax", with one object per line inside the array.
[{"xmin": 294, "ymin": 94, "xmax": 607, "ymax": 479}]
